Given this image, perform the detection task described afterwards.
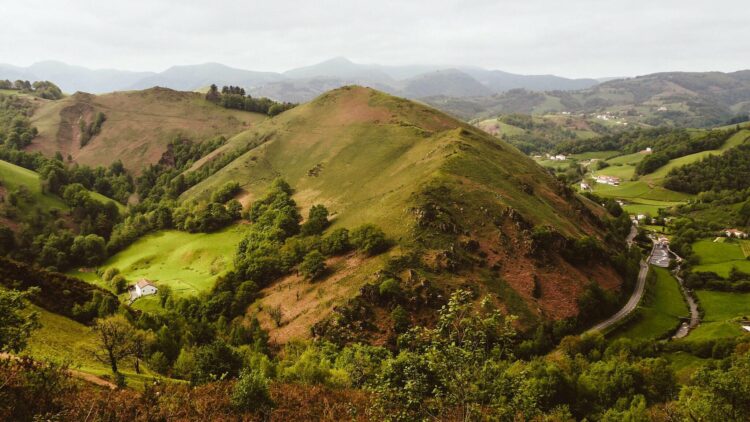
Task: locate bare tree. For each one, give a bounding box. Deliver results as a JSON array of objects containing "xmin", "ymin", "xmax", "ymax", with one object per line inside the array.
[{"xmin": 91, "ymin": 315, "xmax": 135, "ymax": 376}]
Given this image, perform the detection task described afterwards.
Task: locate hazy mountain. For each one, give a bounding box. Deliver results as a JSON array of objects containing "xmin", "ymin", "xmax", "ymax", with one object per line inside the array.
[
  {"xmin": 283, "ymin": 57, "xmax": 396, "ymax": 85},
  {"xmin": 459, "ymin": 67, "xmax": 599, "ymax": 92},
  {"xmin": 4, "ymin": 60, "xmax": 156, "ymax": 93},
  {"xmin": 128, "ymin": 62, "xmax": 283, "ymax": 91},
  {"xmin": 0, "ymin": 58, "xmax": 605, "ymax": 101},
  {"xmin": 399, "ymin": 69, "xmax": 490, "ymax": 98}
]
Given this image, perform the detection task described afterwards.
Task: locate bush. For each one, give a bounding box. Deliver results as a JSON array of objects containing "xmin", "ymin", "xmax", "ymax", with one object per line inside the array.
[
  {"xmin": 301, "ymin": 204, "xmax": 329, "ymax": 236},
  {"xmin": 299, "ymin": 250, "xmax": 326, "ymax": 280},
  {"xmin": 350, "ymin": 224, "xmax": 389, "ymax": 255},
  {"xmin": 321, "ymin": 228, "xmax": 351, "ymax": 255},
  {"xmin": 211, "ymin": 181, "xmax": 241, "ymax": 203},
  {"xmin": 148, "ymin": 351, "xmax": 170, "ymax": 374},
  {"xmin": 379, "ymin": 278, "xmax": 402, "ymax": 300},
  {"xmin": 231, "ymin": 368, "xmax": 273, "ymax": 412}
]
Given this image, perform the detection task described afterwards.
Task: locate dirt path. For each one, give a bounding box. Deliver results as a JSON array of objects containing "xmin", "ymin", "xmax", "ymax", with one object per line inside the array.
[
  {"xmin": 0, "ymin": 353, "xmax": 116, "ymax": 390},
  {"xmin": 588, "ymin": 236, "xmax": 654, "ymax": 333}
]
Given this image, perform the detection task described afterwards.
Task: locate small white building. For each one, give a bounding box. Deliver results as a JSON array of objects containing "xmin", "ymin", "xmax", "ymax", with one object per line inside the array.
[
  {"xmin": 551, "ymin": 154, "xmax": 567, "ymax": 161},
  {"xmin": 724, "ymin": 229, "xmax": 748, "ymax": 238},
  {"xmin": 580, "ymin": 182, "xmax": 591, "ymax": 191},
  {"xmin": 132, "ymin": 279, "xmax": 158, "ymax": 298},
  {"xmin": 594, "ymin": 175, "xmax": 621, "ymax": 186}
]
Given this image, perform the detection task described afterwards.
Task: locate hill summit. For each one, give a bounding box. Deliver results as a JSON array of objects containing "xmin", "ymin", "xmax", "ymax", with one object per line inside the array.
[{"xmin": 183, "ymin": 86, "xmax": 630, "ymax": 341}]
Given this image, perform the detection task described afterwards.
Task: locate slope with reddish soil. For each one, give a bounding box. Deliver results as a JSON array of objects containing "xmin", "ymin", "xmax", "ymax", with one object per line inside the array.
[{"xmin": 26, "ymin": 88, "xmax": 266, "ymax": 174}]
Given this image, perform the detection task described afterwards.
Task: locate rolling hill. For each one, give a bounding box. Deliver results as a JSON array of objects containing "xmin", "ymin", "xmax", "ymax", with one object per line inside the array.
[
  {"xmin": 180, "ymin": 86, "xmax": 627, "ymax": 340},
  {"xmin": 24, "ymin": 87, "xmax": 266, "ymax": 173}
]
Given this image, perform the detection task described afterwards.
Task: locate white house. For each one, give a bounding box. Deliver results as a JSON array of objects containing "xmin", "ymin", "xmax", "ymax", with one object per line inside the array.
[
  {"xmin": 724, "ymin": 229, "xmax": 748, "ymax": 238},
  {"xmin": 551, "ymin": 154, "xmax": 567, "ymax": 161},
  {"xmin": 132, "ymin": 279, "xmax": 158, "ymax": 299},
  {"xmin": 594, "ymin": 175, "xmax": 621, "ymax": 186},
  {"xmin": 580, "ymin": 182, "xmax": 591, "ymax": 191}
]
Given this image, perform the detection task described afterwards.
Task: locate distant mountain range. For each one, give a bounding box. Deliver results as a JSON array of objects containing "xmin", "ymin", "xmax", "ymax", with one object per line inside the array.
[
  {"xmin": 0, "ymin": 58, "xmax": 601, "ymax": 101},
  {"xmin": 424, "ymin": 70, "xmax": 750, "ymax": 126}
]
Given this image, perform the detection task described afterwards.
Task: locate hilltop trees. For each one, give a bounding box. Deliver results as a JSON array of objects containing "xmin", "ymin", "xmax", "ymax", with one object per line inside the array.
[{"xmin": 205, "ymin": 84, "xmax": 296, "ymax": 116}]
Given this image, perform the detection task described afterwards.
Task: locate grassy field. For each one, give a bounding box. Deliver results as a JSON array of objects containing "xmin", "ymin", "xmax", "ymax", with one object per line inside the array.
[
  {"xmin": 613, "ymin": 267, "xmax": 688, "ymax": 340},
  {"xmin": 0, "ymin": 159, "xmax": 67, "ymax": 212},
  {"xmin": 25, "ymin": 305, "xmax": 161, "ymax": 389},
  {"xmin": 75, "ymin": 224, "xmax": 252, "ymax": 299},
  {"xmin": 692, "ymin": 239, "xmax": 750, "ymax": 278},
  {"xmin": 685, "ymin": 290, "xmax": 750, "ymax": 340}
]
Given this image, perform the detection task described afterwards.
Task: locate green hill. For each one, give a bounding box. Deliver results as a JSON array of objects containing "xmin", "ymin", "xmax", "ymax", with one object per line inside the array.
[{"xmin": 180, "ymin": 86, "xmax": 628, "ymax": 339}]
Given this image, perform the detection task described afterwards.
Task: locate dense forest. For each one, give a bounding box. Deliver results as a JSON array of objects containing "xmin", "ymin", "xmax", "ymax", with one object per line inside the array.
[{"xmin": 664, "ymin": 142, "xmax": 750, "ymax": 193}]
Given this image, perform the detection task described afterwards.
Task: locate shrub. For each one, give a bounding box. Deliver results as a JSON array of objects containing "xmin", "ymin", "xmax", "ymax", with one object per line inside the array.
[
  {"xmin": 231, "ymin": 368, "xmax": 273, "ymax": 412},
  {"xmin": 301, "ymin": 204, "xmax": 329, "ymax": 236},
  {"xmin": 350, "ymin": 224, "xmax": 389, "ymax": 255},
  {"xmin": 379, "ymin": 278, "xmax": 402, "ymax": 300},
  {"xmin": 321, "ymin": 228, "xmax": 351, "ymax": 255},
  {"xmin": 299, "ymin": 250, "xmax": 326, "ymax": 280},
  {"xmin": 211, "ymin": 181, "xmax": 241, "ymax": 203}
]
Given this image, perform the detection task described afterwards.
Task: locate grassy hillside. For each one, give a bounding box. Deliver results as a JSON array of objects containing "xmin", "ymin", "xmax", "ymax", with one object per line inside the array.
[
  {"xmin": 0, "ymin": 159, "xmax": 124, "ymax": 214},
  {"xmin": 25, "ymin": 88, "xmax": 267, "ymax": 174},
  {"xmin": 25, "ymin": 304, "xmax": 160, "ymax": 389},
  {"xmin": 0, "ymin": 159, "xmax": 67, "ymax": 212},
  {"xmin": 73, "ymin": 224, "xmax": 252, "ymax": 304},
  {"xmin": 181, "ymin": 86, "xmax": 626, "ymax": 337}
]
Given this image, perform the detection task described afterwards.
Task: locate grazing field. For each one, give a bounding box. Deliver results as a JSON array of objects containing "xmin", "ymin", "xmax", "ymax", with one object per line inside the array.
[
  {"xmin": 692, "ymin": 239, "xmax": 750, "ymax": 278},
  {"xmin": 0, "ymin": 159, "xmax": 67, "ymax": 212},
  {"xmin": 25, "ymin": 305, "xmax": 160, "ymax": 389},
  {"xmin": 685, "ymin": 290, "xmax": 750, "ymax": 340},
  {"xmin": 613, "ymin": 267, "xmax": 688, "ymax": 340},
  {"xmin": 621, "ymin": 199, "xmax": 681, "ymax": 216},
  {"xmin": 570, "ymin": 150, "xmax": 620, "ymax": 160},
  {"xmin": 85, "ymin": 224, "xmax": 252, "ymax": 298}
]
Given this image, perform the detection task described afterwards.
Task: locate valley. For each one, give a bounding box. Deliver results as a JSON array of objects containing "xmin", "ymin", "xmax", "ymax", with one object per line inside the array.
[{"xmin": 1, "ymin": 76, "xmax": 749, "ymax": 420}]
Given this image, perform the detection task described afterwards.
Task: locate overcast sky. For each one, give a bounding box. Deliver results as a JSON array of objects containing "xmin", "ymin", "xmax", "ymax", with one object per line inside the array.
[{"xmin": 1, "ymin": 0, "xmax": 748, "ymax": 78}]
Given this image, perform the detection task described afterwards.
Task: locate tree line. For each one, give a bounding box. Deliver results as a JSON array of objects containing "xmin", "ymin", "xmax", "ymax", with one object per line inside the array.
[
  {"xmin": 205, "ymin": 84, "xmax": 296, "ymax": 116},
  {"xmin": 0, "ymin": 79, "xmax": 63, "ymax": 100}
]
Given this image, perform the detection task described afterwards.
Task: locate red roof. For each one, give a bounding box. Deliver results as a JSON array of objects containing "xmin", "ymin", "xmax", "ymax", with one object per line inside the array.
[{"xmin": 136, "ymin": 279, "xmax": 155, "ymax": 288}]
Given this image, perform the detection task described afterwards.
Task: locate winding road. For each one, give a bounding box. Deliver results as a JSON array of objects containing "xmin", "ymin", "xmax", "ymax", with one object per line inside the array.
[{"xmin": 588, "ymin": 225, "xmax": 652, "ymax": 333}]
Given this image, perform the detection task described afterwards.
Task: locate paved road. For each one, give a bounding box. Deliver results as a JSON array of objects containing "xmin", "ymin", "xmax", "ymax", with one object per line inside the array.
[
  {"xmin": 588, "ymin": 241, "xmax": 654, "ymax": 333},
  {"xmin": 625, "ymin": 224, "xmax": 638, "ymax": 248}
]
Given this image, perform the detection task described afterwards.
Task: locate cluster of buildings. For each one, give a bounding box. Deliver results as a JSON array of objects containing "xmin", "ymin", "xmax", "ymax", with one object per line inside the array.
[{"xmin": 593, "ymin": 175, "xmax": 621, "ymax": 186}]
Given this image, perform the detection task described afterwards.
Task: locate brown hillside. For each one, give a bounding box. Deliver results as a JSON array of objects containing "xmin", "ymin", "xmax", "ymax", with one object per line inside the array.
[{"xmin": 26, "ymin": 88, "xmax": 266, "ymax": 174}]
